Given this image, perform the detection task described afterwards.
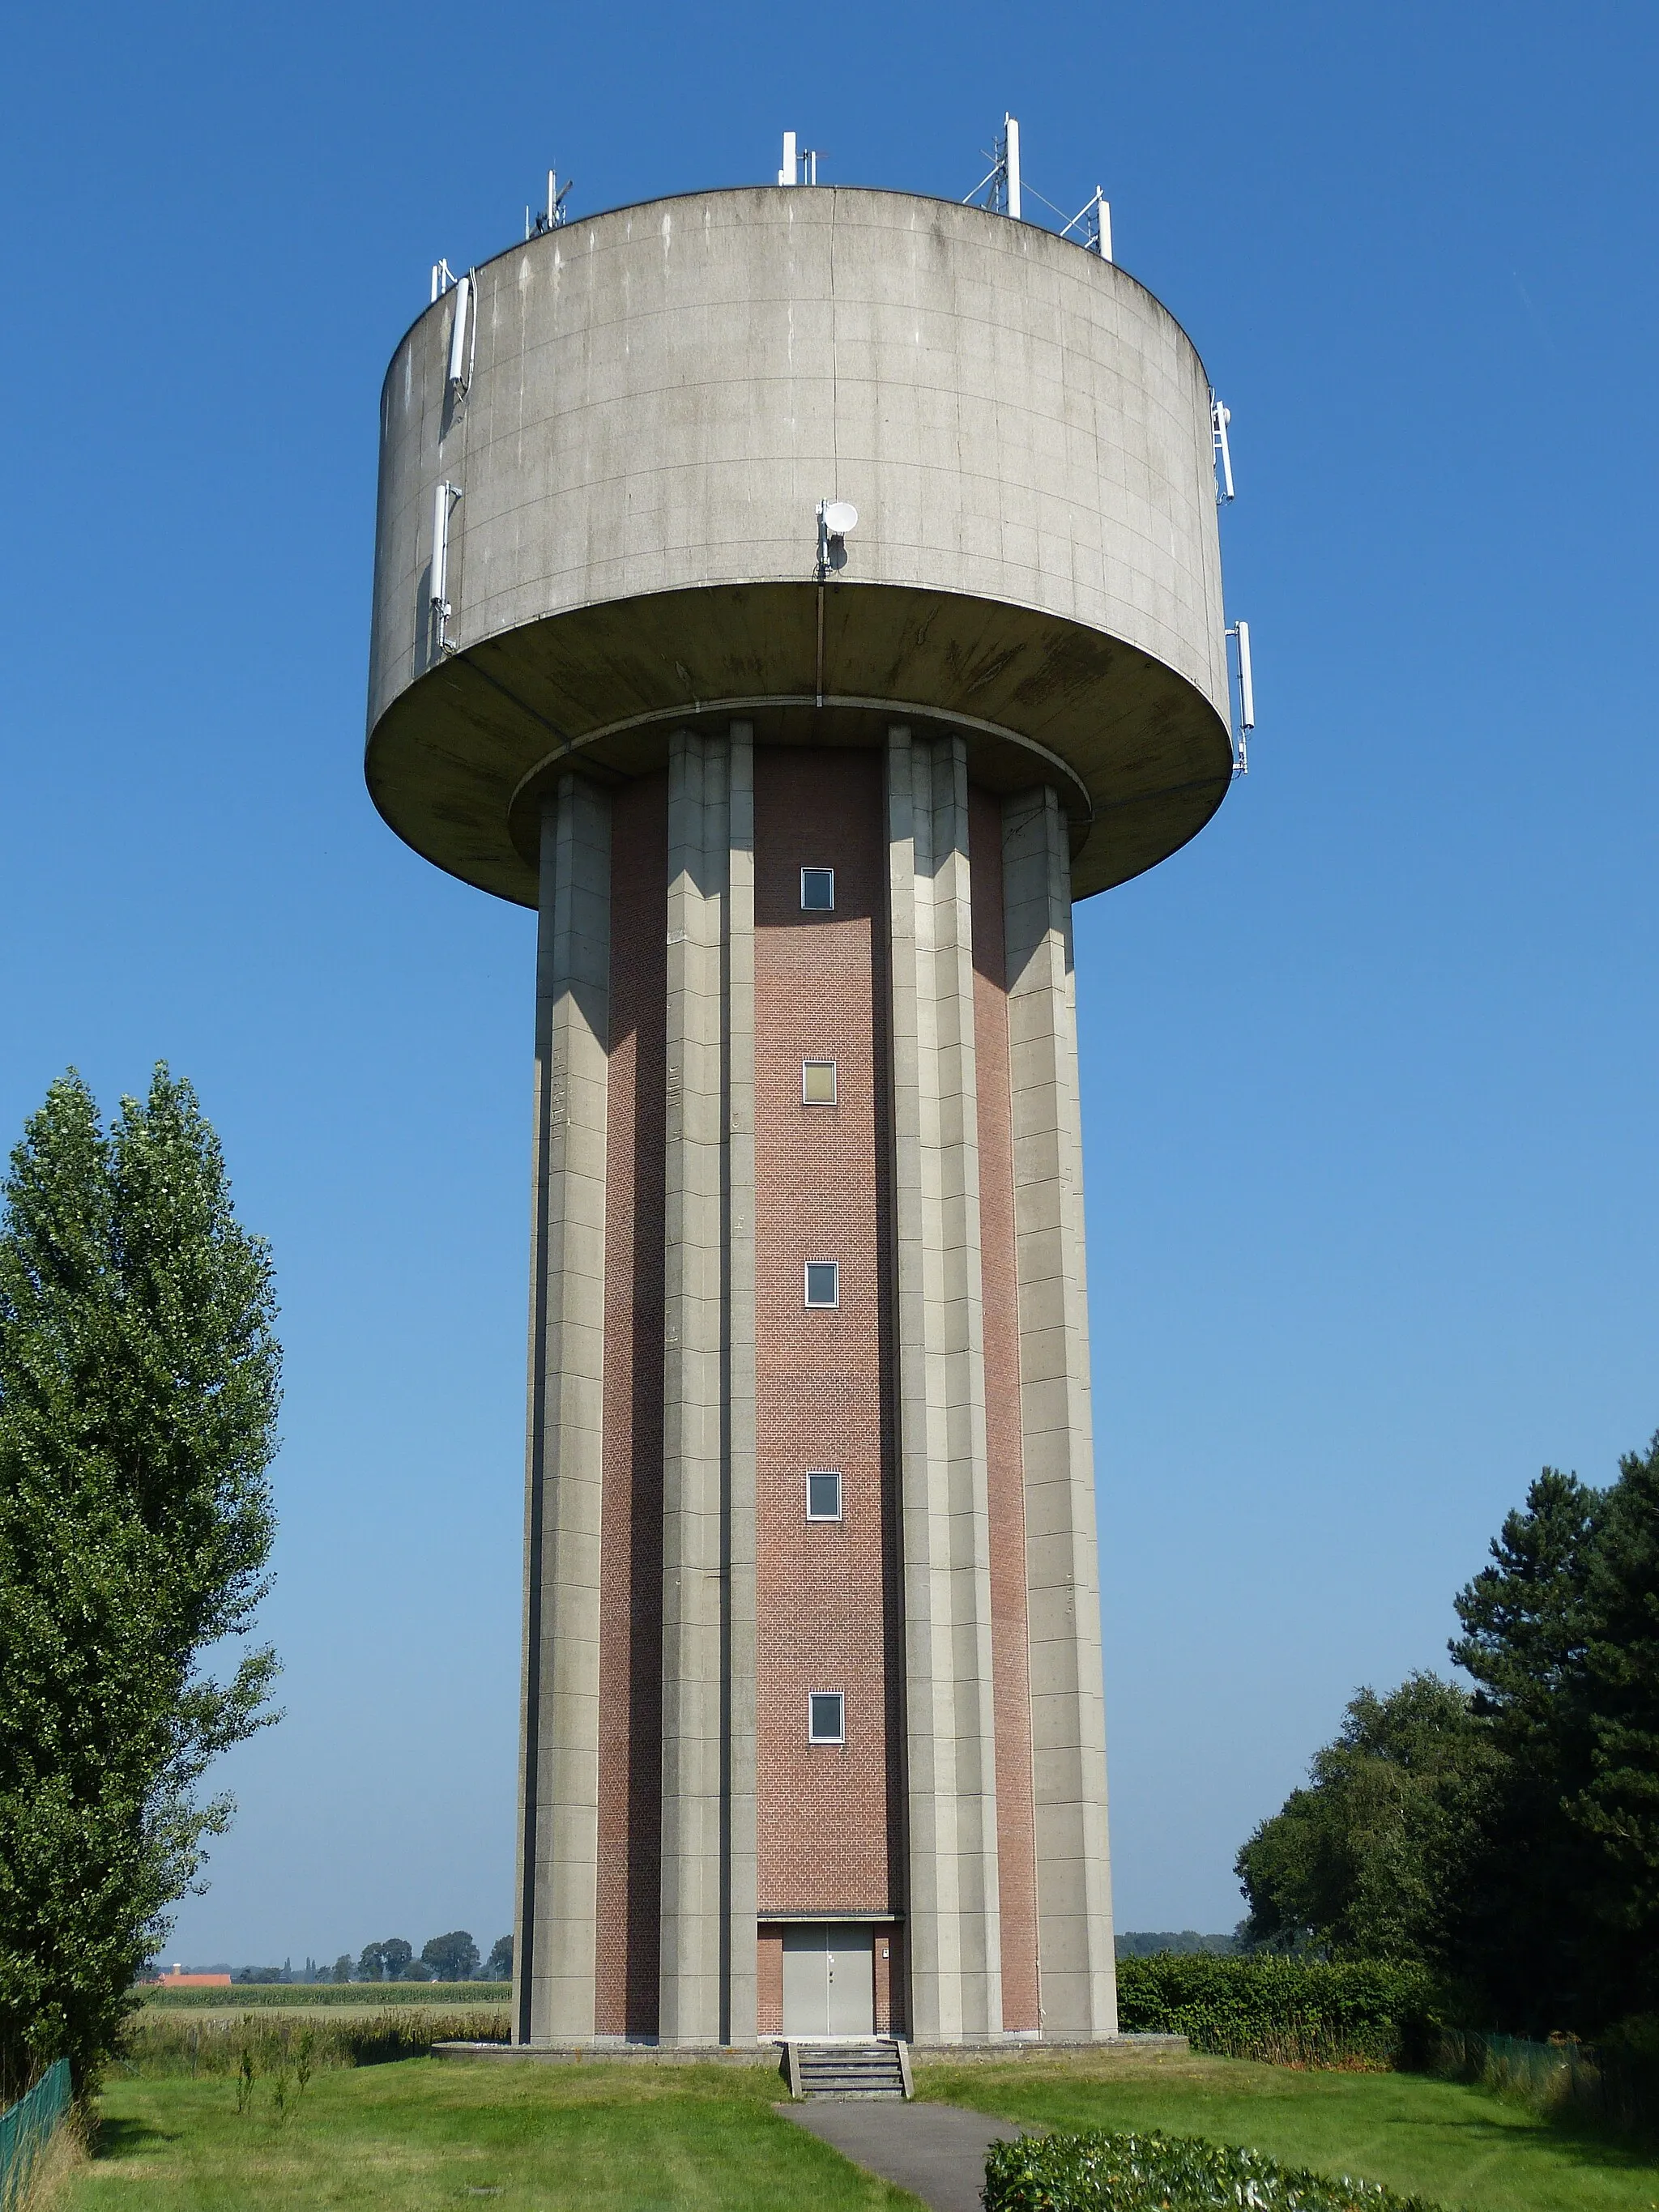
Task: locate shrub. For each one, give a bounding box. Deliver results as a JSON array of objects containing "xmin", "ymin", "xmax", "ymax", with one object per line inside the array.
[
  {"xmin": 983, "ymin": 2130, "xmax": 1444, "ymax": 2212},
  {"xmin": 1115, "ymin": 1954, "xmax": 1436, "ymax": 2069}
]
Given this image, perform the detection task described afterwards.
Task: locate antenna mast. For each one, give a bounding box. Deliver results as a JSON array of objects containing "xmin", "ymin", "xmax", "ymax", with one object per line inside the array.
[
  {"xmin": 526, "ymin": 167, "xmax": 574, "ymax": 238},
  {"xmin": 1226, "ymin": 620, "xmax": 1255, "ymax": 772},
  {"xmin": 778, "ymin": 131, "xmax": 821, "ymax": 185},
  {"xmin": 966, "ymin": 113, "xmax": 1022, "ymax": 219}
]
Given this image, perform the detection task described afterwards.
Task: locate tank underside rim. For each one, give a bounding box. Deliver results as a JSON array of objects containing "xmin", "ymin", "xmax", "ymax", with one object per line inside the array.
[
  {"xmin": 501, "ymin": 694, "xmax": 1098, "ymax": 873},
  {"xmin": 365, "ymin": 579, "xmax": 1233, "ymax": 907}
]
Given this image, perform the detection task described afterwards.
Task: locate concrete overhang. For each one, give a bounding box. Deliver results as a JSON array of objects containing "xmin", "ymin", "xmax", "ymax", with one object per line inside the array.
[{"xmin": 366, "ymin": 578, "xmax": 1231, "ymax": 906}]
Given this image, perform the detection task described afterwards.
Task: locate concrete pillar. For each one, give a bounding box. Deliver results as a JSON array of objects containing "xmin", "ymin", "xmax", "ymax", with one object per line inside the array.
[
  {"xmin": 726, "ymin": 725, "xmax": 759, "ymax": 2047},
  {"xmin": 886, "ymin": 727, "xmax": 1004, "ymax": 2044},
  {"xmin": 659, "ymin": 726, "xmax": 757, "ymax": 2045},
  {"xmin": 1002, "ymin": 785, "xmax": 1117, "ymax": 2039},
  {"xmin": 514, "ymin": 774, "xmax": 612, "ymax": 2045}
]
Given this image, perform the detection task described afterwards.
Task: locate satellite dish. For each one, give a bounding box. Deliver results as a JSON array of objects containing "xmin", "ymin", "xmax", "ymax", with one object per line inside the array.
[{"xmin": 821, "ymin": 501, "xmax": 859, "ymax": 535}]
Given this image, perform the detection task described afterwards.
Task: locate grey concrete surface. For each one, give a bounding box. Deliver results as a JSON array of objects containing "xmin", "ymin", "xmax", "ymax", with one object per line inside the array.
[
  {"xmin": 782, "ymin": 2101, "xmax": 1023, "ymax": 2212},
  {"xmin": 724, "ymin": 724, "xmax": 759, "ymax": 2048},
  {"xmin": 1002, "ymin": 786, "xmax": 1116, "ymax": 2037},
  {"xmin": 659, "ymin": 730, "xmax": 735, "ymax": 2045},
  {"xmin": 514, "ymin": 775, "xmax": 612, "ymax": 2044},
  {"xmin": 365, "ymin": 186, "xmax": 1232, "ymax": 907},
  {"xmin": 657, "ymin": 727, "xmax": 759, "ymax": 2046},
  {"xmin": 885, "ymin": 730, "xmax": 1004, "ymax": 2043}
]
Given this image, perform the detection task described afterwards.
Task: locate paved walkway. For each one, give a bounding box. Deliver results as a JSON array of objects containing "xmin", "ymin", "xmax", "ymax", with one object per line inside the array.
[{"xmin": 780, "ymin": 2101, "xmax": 1023, "ymax": 2212}]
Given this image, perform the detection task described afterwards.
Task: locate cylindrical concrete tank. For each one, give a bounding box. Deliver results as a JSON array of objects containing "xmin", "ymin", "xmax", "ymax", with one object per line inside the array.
[
  {"xmin": 367, "ymin": 181, "xmax": 1238, "ymax": 2055},
  {"xmin": 367, "ymin": 186, "xmax": 1231, "ymax": 906}
]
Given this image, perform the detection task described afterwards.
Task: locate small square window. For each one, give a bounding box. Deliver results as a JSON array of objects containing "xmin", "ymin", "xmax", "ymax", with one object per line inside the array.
[
  {"xmin": 808, "ymin": 1691, "xmax": 845, "ymax": 1745},
  {"xmin": 800, "ymin": 867, "xmax": 835, "ymax": 912},
  {"xmin": 802, "ymin": 1059, "xmax": 838, "ymax": 1106},
  {"xmin": 806, "ymin": 1470, "xmax": 843, "ymax": 1521},
  {"xmin": 804, "ymin": 1261, "xmax": 839, "ymax": 1309}
]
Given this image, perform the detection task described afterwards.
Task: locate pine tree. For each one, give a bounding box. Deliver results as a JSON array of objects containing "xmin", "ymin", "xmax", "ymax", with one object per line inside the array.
[
  {"xmin": 1573, "ymin": 1435, "xmax": 1659, "ymax": 2018},
  {"xmin": 0, "ymin": 1068, "xmax": 280, "ymax": 2087},
  {"xmin": 1448, "ymin": 1469, "xmax": 1606, "ymax": 2029}
]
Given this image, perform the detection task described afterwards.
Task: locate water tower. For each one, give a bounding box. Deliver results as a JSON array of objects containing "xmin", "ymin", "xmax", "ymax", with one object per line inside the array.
[{"xmin": 366, "ymin": 126, "xmax": 1246, "ymax": 2050}]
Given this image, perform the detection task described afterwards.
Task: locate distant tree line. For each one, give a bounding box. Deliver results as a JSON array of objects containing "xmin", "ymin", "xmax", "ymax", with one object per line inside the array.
[
  {"xmin": 222, "ymin": 1934, "xmax": 511, "ymax": 1984},
  {"xmin": 1115, "ymin": 1932, "xmax": 1238, "ymax": 1959},
  {"xmin": 318, "ymin": 1933, "xmax": 512, "ymax": 1984},
  {"xmin": 1235, "ymin": 1438, "xmax": 1659, "ymax": 2037}
]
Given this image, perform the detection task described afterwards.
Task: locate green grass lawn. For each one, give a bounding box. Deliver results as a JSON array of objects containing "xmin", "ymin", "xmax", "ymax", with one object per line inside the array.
[
  {"xmin": 63, "ymin": 2048, "xmax": 1659, "ymax": 2212},
  {"xmin": 66, "ymin": 2057, "xmax": 923, "ymax": 2211},
  {"xmin": 915, "ymin": 2049, "xmax": 1659, "ymax": 2212}
]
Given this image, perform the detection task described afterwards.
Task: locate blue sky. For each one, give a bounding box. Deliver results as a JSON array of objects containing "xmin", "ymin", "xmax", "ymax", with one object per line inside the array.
[{"xmin": 3, "ymin": 0, "xmax": 1655, "ymax": 1965}]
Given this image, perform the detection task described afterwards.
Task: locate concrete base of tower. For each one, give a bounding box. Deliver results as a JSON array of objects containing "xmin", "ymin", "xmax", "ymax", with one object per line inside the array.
[
  {"xmin": 434, "ymin": 2039, "xmax": 787, "ymax": 2068},
  {"xmin": 432, "ymin": 2033, "xmax": 1191, "ymax": 2065}
]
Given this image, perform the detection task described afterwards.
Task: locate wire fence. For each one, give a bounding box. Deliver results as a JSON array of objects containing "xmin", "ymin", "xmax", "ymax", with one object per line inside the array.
[
  {"xmin": 0, "ymin": 2060, "xmax": 70, "ymax": 2212},
  {"xmin": 1433, "ymin": 2027, "xmax": 1658, "ymax": 2137}
]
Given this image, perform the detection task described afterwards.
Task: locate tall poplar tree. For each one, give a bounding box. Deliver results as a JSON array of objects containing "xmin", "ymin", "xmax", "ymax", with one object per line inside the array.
[{"xmin": 0, "ymin": 1068, "xmax": 281, "ymax": 2088}]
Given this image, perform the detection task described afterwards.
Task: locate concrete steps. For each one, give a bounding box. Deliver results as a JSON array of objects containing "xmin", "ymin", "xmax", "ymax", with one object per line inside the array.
[{"xmin": 787, "ymin": 2039, "xmax": 911, "ymax": 2099}]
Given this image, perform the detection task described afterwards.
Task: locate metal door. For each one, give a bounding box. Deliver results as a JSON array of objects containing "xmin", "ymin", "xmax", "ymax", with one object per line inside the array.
[
  {"xmin": 826, "ymin": 1926, "xmax": 875, "ymax": 2035},
  {"xmin": 782, "ymin": 1925, "xmax": 830, "ymax": 2035},
  {"xmin": 782, "ymin": 1924, "xmax": 876, "ymax": 2036}
]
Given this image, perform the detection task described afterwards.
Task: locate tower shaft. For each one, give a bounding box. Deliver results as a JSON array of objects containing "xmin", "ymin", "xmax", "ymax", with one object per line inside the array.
[{"xmin": 515, "ymin": 730, "xmax": 1114, "ymax": 2045}]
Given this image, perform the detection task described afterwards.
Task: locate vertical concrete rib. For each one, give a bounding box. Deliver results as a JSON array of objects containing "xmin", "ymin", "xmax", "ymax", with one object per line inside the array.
[
  {"xmin": 886, "ymin": 727, "xmax": 1003, "ymax": 2044},
  {"xmin": 1002, "ymin": 785, "xmax": 1117, "ymax": 2039},
  {"xmin": 515, "ymin": 774, "xmax": 612, "ymax": 2046},
  {"xmin": 661, "ymin": 727, "xmax": 751, "ymax": 2045},
  {"xmin": 725, "ymin": 723, "xmax": 758, "ymax": 2047}
]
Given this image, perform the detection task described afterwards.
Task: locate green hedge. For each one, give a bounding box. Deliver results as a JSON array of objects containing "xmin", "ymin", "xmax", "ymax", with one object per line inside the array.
[
  {"xmin": 983, "ymin": 2130, "xmax": 1443, "ymax": 2211},
  {"xmin": 1115, "ymin": 1954, "xmax": 1436, "ymax": 2069},
  {"xmin": 137, "ymin": 1982, "xmax": 509, "ymax": 2009}
]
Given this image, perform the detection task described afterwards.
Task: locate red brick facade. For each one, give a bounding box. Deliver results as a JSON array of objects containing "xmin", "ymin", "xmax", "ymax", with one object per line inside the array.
[
  {"xmin": 588, "ymin": 756, "xmax": 1042, "ymax": 2039},
  {"xmin": 753, "ymin": 750, "xmax": 902, "ymax": 1920}
]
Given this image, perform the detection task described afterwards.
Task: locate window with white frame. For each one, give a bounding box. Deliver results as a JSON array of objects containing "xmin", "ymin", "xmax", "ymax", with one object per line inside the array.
[
  {"xmin": 804, "ymin": 1261, "xmax": 839, "ymax": 1309},
  {"xmin": 806, "ymin": 1470, "xmax": 842, "ymax": 1521},
  {"xmin": 808, "ymin": 1691, "xmax": 845, "ymax": 1745},
  {"xmin": 802, "ymin": 1059, "xmax": 838, "ymax": 1106},
  {"xmin": 800, "ymin": 866, "xmax": 834, "ymax": 912}
]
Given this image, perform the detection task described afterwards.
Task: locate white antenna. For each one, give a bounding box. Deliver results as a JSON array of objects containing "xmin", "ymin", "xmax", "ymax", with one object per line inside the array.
[
  {"xmin": 446, "ymin": 275, "xmax": 474, "ymax": 394},
  {"xmin": 777, "ymin": 133, "xmax": 821, "ymax": 185},
  {"xmin": 1226, "ymin": 620, "xmax": 1255, "ymax": 771},
  {"xmin": 431, "ymin": 481, "xmax": 463, "ymax": 654},
  {"xmin": 429, "ymin": 258, "xmax": 456, "ymax": 304},
  {"xmin": 526, "ymin": 168, "xmax": 573, "ymax": 237},
  {"xmin": 1212, "ymin": 395, "xmax": 1235, "ymax": 502},
  {"xmin": 1061, "ymin": 185, "xmax": 1112, "ymax": 262},
  {"xmin": 817, "ymin": 497, "xmax": 858, "ymax": 578},
  {"xmin": 964, "ymin": 113, "xmax": 1021, "ymax": 219}
]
